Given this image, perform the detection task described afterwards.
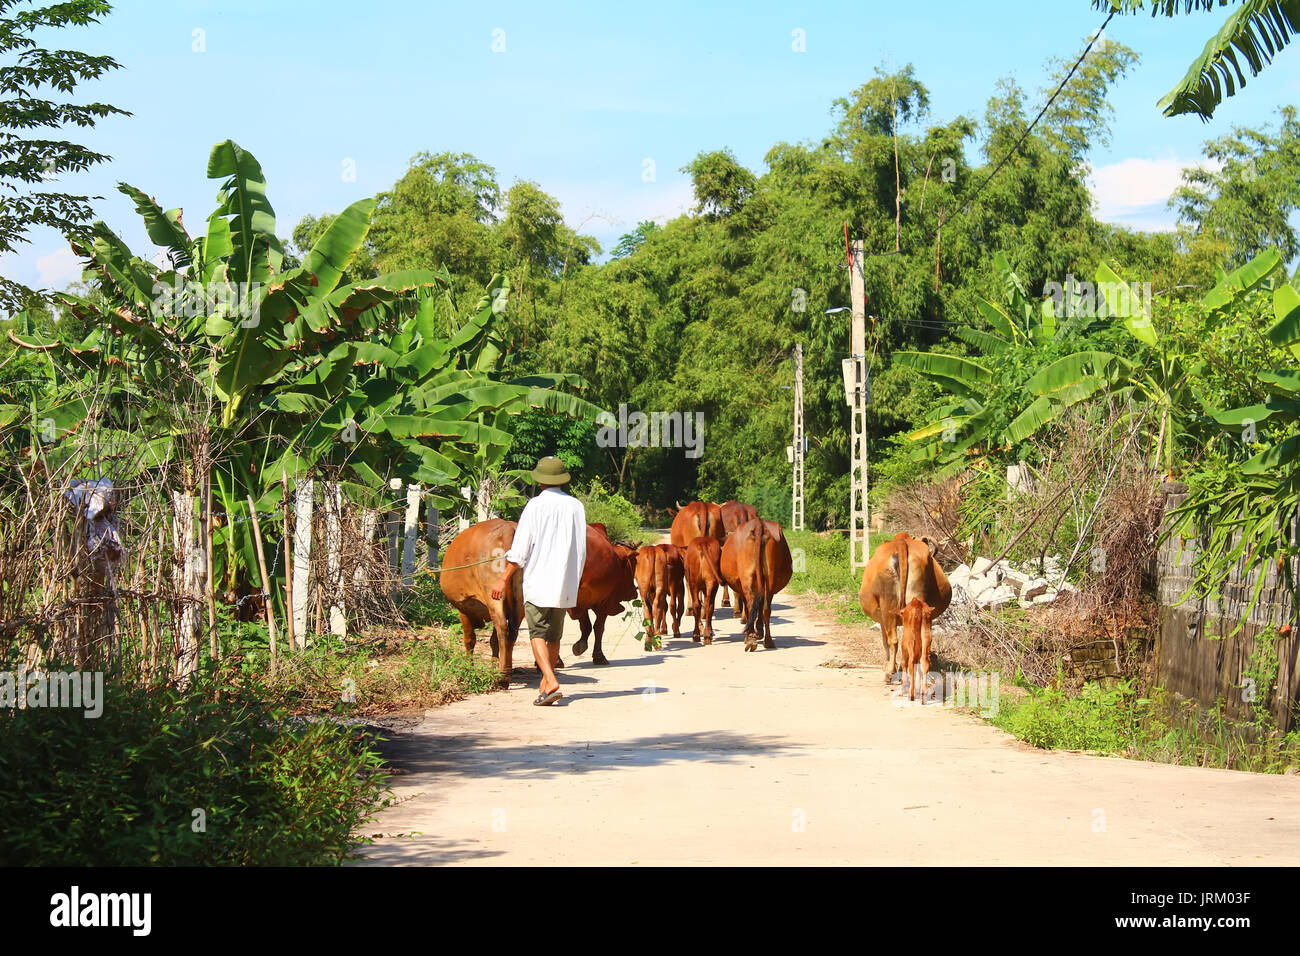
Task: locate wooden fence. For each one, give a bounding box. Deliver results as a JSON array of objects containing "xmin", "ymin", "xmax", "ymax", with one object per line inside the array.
[{"xmin": 1154, "ymin": 483, "xmax": 1300, "ymax": 732}]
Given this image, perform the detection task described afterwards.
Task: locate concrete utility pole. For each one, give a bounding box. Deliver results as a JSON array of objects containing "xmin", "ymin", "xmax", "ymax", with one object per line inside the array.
[
  {"xmin": 847, "ymin": 239, "xmax": 870, "ymax": 575},
  {"xmin": 792, "ymin": 341, "xmax": 805, "ymax": 531}
]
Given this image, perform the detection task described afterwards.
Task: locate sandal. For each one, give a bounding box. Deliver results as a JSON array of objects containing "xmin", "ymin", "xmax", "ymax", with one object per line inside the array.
[{"xmin": 533, "ymin": 688, "xmax": 563, "ymax": 706}]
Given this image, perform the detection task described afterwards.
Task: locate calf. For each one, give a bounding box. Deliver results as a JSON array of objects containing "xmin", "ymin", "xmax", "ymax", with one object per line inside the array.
[
  {"xmin": 899, "ymin": 597, "xmax": 935, "ymax": 703},
  {"xmin": 684, "ymin": 536, "xmax": 723, "ymax": 644},
  {"xmin": 634, "ymin": 543, "xmax": 685, "ymax": 647}
]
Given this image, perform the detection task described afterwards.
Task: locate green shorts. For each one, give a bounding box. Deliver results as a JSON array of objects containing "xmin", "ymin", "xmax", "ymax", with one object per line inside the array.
[{"xmin": 525, "ymin": 602, "xmax": 567, "ymax": 644}]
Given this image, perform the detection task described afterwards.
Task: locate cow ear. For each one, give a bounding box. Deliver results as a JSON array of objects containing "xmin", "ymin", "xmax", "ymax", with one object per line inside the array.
[{"xmin": 921, "ymin": 535, "xmax": 938, "ymax": 556}]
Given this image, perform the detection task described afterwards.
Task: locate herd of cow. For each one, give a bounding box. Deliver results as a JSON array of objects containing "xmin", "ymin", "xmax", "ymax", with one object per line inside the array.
[{"xmin": 439, "ymin": 496, "xmax": 955, "ymax": 703}]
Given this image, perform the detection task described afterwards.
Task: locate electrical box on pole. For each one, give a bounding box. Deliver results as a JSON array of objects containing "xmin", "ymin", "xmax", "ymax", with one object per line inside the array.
[
  {"xmin": 792, "ymin": 342, "xmax": 805, "ymax": 531},
  {"xmin": 848, "ymin": 239, "xmax": 870, "ymax": 575}
]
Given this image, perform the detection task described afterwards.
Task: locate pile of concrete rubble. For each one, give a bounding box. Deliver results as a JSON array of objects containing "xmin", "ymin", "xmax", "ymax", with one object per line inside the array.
[{"xmin": 948, "ymin": 555, "xmax": 1077, "ymax": 613}]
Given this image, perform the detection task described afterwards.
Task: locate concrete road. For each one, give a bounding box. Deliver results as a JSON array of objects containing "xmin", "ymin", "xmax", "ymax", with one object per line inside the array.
[{"xmin": 358, "ymin": 590, "xmax": 1300, "ymax": 866}]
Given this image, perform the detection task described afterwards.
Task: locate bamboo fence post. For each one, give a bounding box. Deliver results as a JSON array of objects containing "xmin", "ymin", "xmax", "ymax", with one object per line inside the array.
[
  {"xmin": 202, "ymin": 461, "xmax": 218, "ymax": 661},
  {"xmin": 282, "ymin": 477, "xmax": 296, "ymax": 654},
  {"xmin": 247, "ymin": 494, "xmax": 278, "ymax": 676}
]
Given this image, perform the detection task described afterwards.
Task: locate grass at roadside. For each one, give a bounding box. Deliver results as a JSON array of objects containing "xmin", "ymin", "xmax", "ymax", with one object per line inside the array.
[
  {"xmin": 784, "ymin": 528, "xmax": 892, "ymax": 626},
  {"xmin": 218, "ymin": 573, "xmax": 502, "ymax": 718},
  {"xmin": 991, "ymin": 677, "xmax": 1300, "ymax": 774}
]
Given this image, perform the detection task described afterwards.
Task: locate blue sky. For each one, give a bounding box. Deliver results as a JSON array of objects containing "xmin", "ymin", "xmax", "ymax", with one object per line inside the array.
[{"xmin": 5, "ymin": 0, "xmax": 1300, "ymax": 293}]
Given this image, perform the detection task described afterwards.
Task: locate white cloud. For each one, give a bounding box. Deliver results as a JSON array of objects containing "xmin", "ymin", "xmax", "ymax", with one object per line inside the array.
[
  {"xmin": 546, "ymin": 179, "xmax": 696, "ymax": 252},
  {"xmin": 1087, "ymin": 156, "xmax": 1222, "ymax": 232},
  {"xmin": 35, "ymin": 246, "xmax": 84, "ymax": 290}
]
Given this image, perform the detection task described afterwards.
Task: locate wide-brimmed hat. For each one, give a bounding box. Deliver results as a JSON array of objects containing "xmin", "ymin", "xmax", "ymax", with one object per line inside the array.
[{"xmin": 531, "ymin": 456, "xmax": 571, "ymax": 485}]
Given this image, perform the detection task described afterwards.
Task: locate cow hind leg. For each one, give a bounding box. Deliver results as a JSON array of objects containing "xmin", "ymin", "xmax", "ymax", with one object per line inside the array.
[
  {"xmin": 742, "ymin": 585, "xmax": 761, "ymax": 651},
  {"xmin": 762, "ymin": 594, "xmax": 775, "ymax": 649},
  {"xmin": 890, "ymin": 621, "xmax": 905, "ymax": 683},
  {"xmin": 490, "ymin": 606, "xmax": 513, "ymax": 687},
  {"xmin": 880, "ymin": 612, "xmax": 899, "ymax": 682},
  {"xmin": 702, "ymin": 583, "xmax": 717, "ymax": 644},
  {"xmin": 690, "ymin": 587, "xmax": 702, "ymax": 642},
  {"xmin": 459, "ymin": 612, "xmax": 477, "ymax": 656}
]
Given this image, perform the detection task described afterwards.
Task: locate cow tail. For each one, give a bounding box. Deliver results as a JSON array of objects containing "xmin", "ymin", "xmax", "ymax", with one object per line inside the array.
[{"xmin": 894, "ymin": 539, "xmax": 911, "ymax": 606}]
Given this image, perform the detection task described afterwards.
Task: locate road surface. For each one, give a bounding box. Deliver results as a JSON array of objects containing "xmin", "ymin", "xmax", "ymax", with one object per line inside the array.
[{"xmin": 358, "ymin": 588, "xmax": 1300, "ymax": 866}]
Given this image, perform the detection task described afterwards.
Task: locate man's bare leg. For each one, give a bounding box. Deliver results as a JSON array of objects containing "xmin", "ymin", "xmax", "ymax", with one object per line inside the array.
[{"xmin": 532, "ymin": 638, "xmax": 560, "ymax": 695}]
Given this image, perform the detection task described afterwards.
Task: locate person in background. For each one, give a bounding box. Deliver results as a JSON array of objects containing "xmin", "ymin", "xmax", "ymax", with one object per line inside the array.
[{"xmin": 491, "ymin": 456, "xmax": 587, "ymax": 705}]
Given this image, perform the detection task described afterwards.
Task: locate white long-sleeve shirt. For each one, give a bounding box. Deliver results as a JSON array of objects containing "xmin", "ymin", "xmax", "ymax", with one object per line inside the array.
[{"xmin": 504, "ymin": 486, "xmax": 587, "ymax": 608}]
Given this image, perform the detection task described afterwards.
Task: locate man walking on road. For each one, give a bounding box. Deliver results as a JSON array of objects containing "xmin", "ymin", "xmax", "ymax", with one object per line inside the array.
[{"xmin": 491, "ymin": 456, "xmax": 587, "ymax": 705}]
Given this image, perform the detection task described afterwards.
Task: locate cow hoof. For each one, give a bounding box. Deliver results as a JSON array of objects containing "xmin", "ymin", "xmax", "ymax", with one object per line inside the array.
[
  {"xmin": 593, "ymin": 653, "xmax": 609, "ymax": 665},
  {"xmin": 497, "ymin": 671, "xmax": 513, "ymax": 688},
  {"xmin": 573, "ymin": 637, "xmax": 588, "ymax": 657},
  {"xmin": 702, "ymin": 636, "xmax": 712, "ymax": 646},
  {"xmin": 763, "ymin": 639, "xmax": 775, "ymax": 650},
  {"xmin": 692, "ymin": 634, "xmax": 700, "ymax": 643},
  {"xmin": 554, "ymin": 658, "xmax": 565, "ymax": 669}
]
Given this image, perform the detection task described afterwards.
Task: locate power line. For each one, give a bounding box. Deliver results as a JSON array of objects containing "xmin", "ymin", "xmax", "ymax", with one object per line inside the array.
[
  {"xmin": 845, "ymin": 6, "xmax": 1119, "ymax": 342},
  {"xmin": 858, "ymin": 5, "xmax": 1119, "ymax": 262},
  {"xmin": 956, "ymin": 7, "xmax": 1118, "ymax": 221}
]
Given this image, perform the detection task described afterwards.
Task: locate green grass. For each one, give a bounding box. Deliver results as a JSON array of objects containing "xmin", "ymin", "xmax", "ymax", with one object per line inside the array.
[
  {"xmin": 784, "ymin": 528, "xmax": 893, "ymax": 623},
  {"xmin": 263, "ymin": 630, "xmax": 502, "ymax": 716},
  {"xmin": 212, "ymin": 573, "xmax": 501, "ymax": 716},
  {"xmin": 398, "ymin": 572, "xmax": 463, "ymax": 628}
]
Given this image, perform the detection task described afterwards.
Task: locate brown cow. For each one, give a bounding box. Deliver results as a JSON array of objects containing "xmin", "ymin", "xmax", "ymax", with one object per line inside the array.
[
  {"xmin": 718, "ymin": 500, "xmax": 758, "ymax": 534},
  {"xmin": 720, "ymin": 518, "xmax": 793, "ymax": 651},
  {"xmin": 663, "ymin": 544, "xmax": 686, "ymax": 639},
  {"xmin": 899, "ymin": 597, "xmax": 935, "ymax": 703},
  {"xmin": 669, "ymin": 500, "xmax": 724, "ymax": 548},
  {"xmin": 568, "ymin": 525, "xmax": 639, "ymax": 665},
  {"xmin": 684, "ymin": 536, "xmax": 723, "ymax": 644},
  {"xmin": 440, "ymin": 519, "xmax": 522, "ymax": 686},
  {"xmin": 634, "ymin": 543, "xmax": 686, "ymax": 647},
  {"xmin": 858, "ymin": 532, "xmax": 952, "ymax": 683},
  {"xmin": 716, "ymin": 500, "xmax": 757, "ymax": 607}
]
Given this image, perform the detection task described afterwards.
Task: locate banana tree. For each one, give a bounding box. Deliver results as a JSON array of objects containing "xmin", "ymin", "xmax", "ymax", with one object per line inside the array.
[
  {"xmin": 895, "ymin": 252, "xmax": 1080, "ymax": 476},
  {"xmin": 1100, "ymin": 0, "xmax": 1300, "ymax": 121},
  {"xmin": 1167, "ymin": 262, "xmax": 1300, "ymax": 629},
  {"xmin": 265, "ymin": 272, "xmax": 605, "ymax": 513},
  {"xmin": 12, "ymin": 140, "xmax": 606, "ymax": 620},
  {"xmin": 1004, "ymin": 251, "xmax": 1283, "ymax": 472}
]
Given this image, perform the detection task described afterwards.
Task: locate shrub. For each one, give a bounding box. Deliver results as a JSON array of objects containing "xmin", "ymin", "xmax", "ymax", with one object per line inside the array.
[
  {"xmin": 265, "ymin": 631, "xmax": 502, "ymax": 715},
  {"xmin": 735, "ymin": 480, "xmax": 791, "ymax": 523},
  {"xmin": 990, "ymin": 679, "xmax": 1134, "ymax": 753},
  {"xmin": 577, "ymin": 480, "xmax": 647, "ymax": 543},
  {"xmin": 398, "ymin": 573, "xmax": 462, "ymax": 628},
  {"xmin": 0, "ymin": 668, "xmax": 391, "ymax": 865}
]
